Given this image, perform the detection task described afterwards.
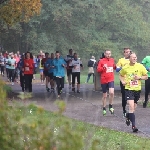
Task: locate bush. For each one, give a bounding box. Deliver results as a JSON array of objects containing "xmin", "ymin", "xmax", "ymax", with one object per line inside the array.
[
  {"xmin": 0, "ymin": 80, "xmax": 100, "ymax": 150},
  {"xmin": 1, "ymin": 79, "xmax": 150, "ymax": 150}
]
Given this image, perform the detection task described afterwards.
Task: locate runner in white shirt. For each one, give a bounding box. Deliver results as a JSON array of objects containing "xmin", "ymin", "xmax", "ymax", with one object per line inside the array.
[
  {"xmin": 8, "ymin": 54, "xmax": 16, "ymax": 85},
  {"xmin": 71, "ymin": 53, "xmax": 83, "ymax": 93},
  {"xmin": 65, "ymin": 49, "xmax": 74, "ymax": 88}
]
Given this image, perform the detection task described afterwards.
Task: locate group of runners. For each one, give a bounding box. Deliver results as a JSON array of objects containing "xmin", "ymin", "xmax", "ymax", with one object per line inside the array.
[
  {"xmin": 0, "ymin": 48, "xmax": 150, "ymax": 133},
  {"xmin": 97, "ymin": 48, "xmax": 150, "ymax": 132},
  {"xmin": 0, "ymin": 49, "xmax": 83, "ymax": 98},
  {"xmin": 0, "ymin": 51, "xmax": 20, "ymax": 85}
]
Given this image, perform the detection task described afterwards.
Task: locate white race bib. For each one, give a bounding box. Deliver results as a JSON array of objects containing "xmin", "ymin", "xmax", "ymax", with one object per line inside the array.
[
  {"xmin": 130, "ymin": 80, "xmax": 138, "ymax": 87},
  {"xmin": 106, "ymin": 67, "xmax": 113, "ymax": 73},
  {"xmin": 25, "ymin": 67, "xmax": 29, "ymax": 71}
]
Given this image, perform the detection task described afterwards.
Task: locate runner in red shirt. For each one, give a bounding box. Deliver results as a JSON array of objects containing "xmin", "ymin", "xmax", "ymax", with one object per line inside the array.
[
  {"xmin": 97, "ymin": 50, "xmax": 116, "ymax": 116},
  {"xmin": 23, "ymin": 52, "xmax": 34, "ymax": 93}
]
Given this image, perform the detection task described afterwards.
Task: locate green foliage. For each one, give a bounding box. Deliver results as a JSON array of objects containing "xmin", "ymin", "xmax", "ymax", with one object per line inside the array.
[
  {"xmin": 3, "ymin": 83, "xmax": 12, "ymax": 94},
  {"xmin": 0, "ymin": 79, "xmax": 150, "ymax": 149},
  {"xmin": 0, "ymin": 0, "xmax": 150, "ymax": 61},
  {"xmin": 17, "ymin": 92, "xmax": 33, "ymax": 100}
]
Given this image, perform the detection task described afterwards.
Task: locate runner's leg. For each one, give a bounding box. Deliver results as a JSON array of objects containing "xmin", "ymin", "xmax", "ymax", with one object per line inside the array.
[
  {"xmin": 72, "ymin": 72, "xmax": 75, "ymax": 91},
  {"xmin": 143, "ymin": 77, "xmax": 150, "ymax": 108},
  {"xmin": 77, "ymin": 72, "xmax": 80, "ymax": 93},
  {"xmin": 120, "ymin": 81, "xmax": 126, "ymax": 115}
]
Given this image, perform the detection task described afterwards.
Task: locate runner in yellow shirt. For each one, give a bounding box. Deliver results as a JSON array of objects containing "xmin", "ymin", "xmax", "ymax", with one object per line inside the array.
[
  {"xmin": 119, "ymin": 52, "xmax": 148, "ymax": 132},
  {"xmin": 39, "ymin": 55, "xmax": 45, "ymax": 85},
  {"xmin": 116, "ymin": 48, "xmax": 131, "ymax": 117}
]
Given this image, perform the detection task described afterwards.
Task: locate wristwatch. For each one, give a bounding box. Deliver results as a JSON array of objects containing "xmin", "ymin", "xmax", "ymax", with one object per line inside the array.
[{"xmin": 139, "ymin": 77, "xmax": 142, "ymax": 80}]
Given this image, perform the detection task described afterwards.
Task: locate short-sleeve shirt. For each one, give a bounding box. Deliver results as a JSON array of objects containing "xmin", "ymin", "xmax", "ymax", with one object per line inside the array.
[
  {"xmin": 142, "ymin": 56, "xmax": 150, "ymax": 77},
  {"xmin": 9, "ymin": 59, "xmax": 16, "ymax": 69},
  {"xmin": 119, "ymin": 63, "xmax": 147, "ymax": 91},
  {"xmin": 116, "ymin": 58, "xmax": 130, "ymax": 68},
  {"xmin": 71, "ymin": 59, "xmax": 82, "ymax": 73}
]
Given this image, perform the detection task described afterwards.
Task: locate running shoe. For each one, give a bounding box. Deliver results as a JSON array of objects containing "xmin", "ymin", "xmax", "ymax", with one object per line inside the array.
[
  {"xmin": 109, "ymin": 108, "xmax": 114, "ymax": 114},
  {"xmin": 125, "ymin": 114, "xmax": 130, "ymax": 126},
  {"xmin": 132, "ymin": 126, "xmax": 138, "ymax": 132},
  {"xmin": 103, "ymin": 110, "xmax": 106, "ymax": 116},
  {"xmin": 126, "ymin": 119, "xmax": 130, "ymax": 126}
]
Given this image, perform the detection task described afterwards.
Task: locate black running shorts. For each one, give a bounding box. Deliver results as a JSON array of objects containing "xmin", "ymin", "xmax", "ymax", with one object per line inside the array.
[{"xmin": 125, "ymin": 89, "xmax": 141, "ymax": 104}]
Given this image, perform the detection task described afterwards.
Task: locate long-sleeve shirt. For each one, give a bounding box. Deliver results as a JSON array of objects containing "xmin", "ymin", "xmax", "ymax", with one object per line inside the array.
[
  {"xmin": 53, "ymin": 57, "xmax": 66, "ymax": 77},
  {"xmin": 46, "ymin": 58, "xmax": 55, "ymax": 73},
  {"xmin": 23, "ymin": 58, "xmax": 34, "ymax": 74},
  {"xmin": 97, "ymin": 58, "xmax": 116, "ymax": 84}
]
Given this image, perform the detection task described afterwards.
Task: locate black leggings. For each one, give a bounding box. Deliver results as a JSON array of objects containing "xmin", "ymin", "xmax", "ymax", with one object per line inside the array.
[
  {"xmin": 120, "ymin": 81, "xmax": 126, "ymax": 112},
  {"xmin": 6, "ymin": 68, "xmax": 9, "ymax": 78},
  {"xmin": 24, "ymin": 74, "xmax": 33, "ymax": 92},
  {"xmin": 20, "ymin": 73, "xmax": 25, "ymax": 92},
  {"xmin": 145, "ymin": 77, "xmax": 150, "ymax": 102},
  {"xmin": 56, "ymin": 77, "xmax": 64, "ymax": 95},
  {"xmin": 9, "ymin": 69, "xmax": 15, "ymax": 82},
  {"xmin": 1, "ymin": 66, "xmax": 4, "ymax": 75}
]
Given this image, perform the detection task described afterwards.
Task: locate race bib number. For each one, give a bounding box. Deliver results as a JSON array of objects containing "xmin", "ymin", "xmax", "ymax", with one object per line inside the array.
[
  {"xmin": 106, "ymin": 67, "xmax": 113, "ymax": 73},
  {"xmin": 130, "ymin": 80, "xmax": 138, "ymax": 87},
  {"xmin": 25, "ymin": 67, "xmax": 29, "ymax": 71}
]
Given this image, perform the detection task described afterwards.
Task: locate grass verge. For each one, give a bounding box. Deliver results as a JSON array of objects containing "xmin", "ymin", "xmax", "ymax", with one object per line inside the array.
[{"xmin": 21, "ymin": 104, "xmax": 150, "ymax": 150}]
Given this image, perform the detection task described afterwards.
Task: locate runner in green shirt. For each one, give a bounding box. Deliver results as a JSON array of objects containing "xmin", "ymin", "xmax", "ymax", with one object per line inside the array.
[{"xmin": 141, "ymin": 56, "xmax": 150, "ymax": 108}]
